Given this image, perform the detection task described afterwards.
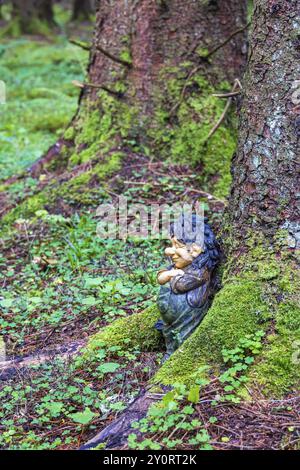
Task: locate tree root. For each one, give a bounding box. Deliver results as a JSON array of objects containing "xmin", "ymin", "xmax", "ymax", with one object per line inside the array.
[
  {"xmin": 80, "ymin": 389, "xmax": 166, "ymax": 450},
  {"xmin": 0, "ymin": 340, "xmax": 86, "ymax": 381}
]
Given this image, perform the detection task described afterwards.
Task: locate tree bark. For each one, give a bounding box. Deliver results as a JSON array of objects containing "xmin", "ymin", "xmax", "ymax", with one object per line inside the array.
[
  {"xmin": 11, "ymin": 0, "xmax": 55, "ymax": 32},
  {"xmin": 153, "ymin": 0, "xmax": 300, "ymax": 393},
  {"xmin": 228, "ymin": 0, "xmax": 300, "ymax": 256},
  {"xmin": 85, "ymin": 0, "xmax": 247, "ymax": 117},
  {"xmin": 72, "ymin": 0, "xmax": 94, "ymax": 21}
]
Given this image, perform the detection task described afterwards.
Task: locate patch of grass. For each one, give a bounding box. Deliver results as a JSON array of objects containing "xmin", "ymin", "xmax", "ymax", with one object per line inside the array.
[
  {"xmin": 0, "ymin": 37, "xmax": 89, "ymax": 181},
  {"xmin": 0, "ymin": 212, "xmax": 163, "ymax": 354},
  {"xmin": 0, "ymin": 345, "xmax": 159, "ymax": 450}
]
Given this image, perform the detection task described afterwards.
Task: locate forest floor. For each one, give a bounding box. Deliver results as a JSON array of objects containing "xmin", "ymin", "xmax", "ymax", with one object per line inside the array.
[{"xmin": 0, "ymin": 10, "xmax": 299, "ymax": 451}]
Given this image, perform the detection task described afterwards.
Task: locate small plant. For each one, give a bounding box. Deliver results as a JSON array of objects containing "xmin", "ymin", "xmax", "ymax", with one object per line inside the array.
[
  {"xmin": 218, "ymin": 330, "xmax": 265, "ymax": 403},
  {"xmin": 128, "ymin": 383, "xmax": 213, "ymax": 450}
]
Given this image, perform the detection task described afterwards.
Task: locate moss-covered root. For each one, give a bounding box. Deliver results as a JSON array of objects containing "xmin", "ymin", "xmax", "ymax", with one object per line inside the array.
[
  {"xmin": 83, "ymin": 305, "xmax": 162, "ymax": 360},
  {"xmin": 153, "ymin": 279, "xmax": 272, "ymax": 386},
  {"xmin": 250, "ymin": 301, "xmax": 300, "ymax": 396}
]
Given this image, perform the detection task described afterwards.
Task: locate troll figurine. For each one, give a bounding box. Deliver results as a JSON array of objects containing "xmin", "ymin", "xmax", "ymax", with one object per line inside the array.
[{"xmin": 157, "ymin": 214, "xmax": 220, "ymax": 360}]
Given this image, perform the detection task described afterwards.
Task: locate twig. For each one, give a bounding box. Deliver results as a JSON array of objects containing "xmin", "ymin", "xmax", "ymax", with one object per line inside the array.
[
  {"xmin": 72, "ymin": 80, "xmax": 123, "ymax": 98},
  {"xmin": 69, "ymin": 39, "xmax": 91, "ymax": 51},
  {"xmin": 205, "ymin": 97, "xmax": 232, "ymax": 142},
  {"xmin": 204, "ymin": 22, "xmax": 251, "ymax": 59},
  {"xmin": 96, "ymin": 44, "xmax": 132, "ymax": 68},
  {"xmin": 203, "ymin": 78, "xmax": 242, "ymax": 144},
  {"xmin": 212, "ymin": 91, "xmax": 241, "ymax": 98},
  {"xmin": 186, "ymin": 188, "xmax": 227, "ymax": 205}
]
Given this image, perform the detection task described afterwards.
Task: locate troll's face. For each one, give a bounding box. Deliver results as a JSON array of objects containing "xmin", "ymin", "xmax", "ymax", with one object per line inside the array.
[{"xmin": 165, "ymin": 236, "xmax": 202, "ymax": 269}]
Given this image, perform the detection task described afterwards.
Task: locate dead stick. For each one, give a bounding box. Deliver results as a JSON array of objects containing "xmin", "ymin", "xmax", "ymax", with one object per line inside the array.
[
  {"xmin": 72, "ymin": 80, "xmax": 123, "ymax": 98},
  {"xmin": 69, "ymin": 39, "xmax": 91, "ymax": 51},
  {"xmin": 203, "ymin": 79, "xmax": 242, "ymax": 144},
  {"xmin": 169, "ymin": 64, "xmax": 203, "ymax": 116},
  {"xmin": 205, "ymin": 22, "xmax": 251, "ymax": 59},
  {"xmin": 213, "ymin": 91, "xmax": 241, "ymax": 98},
  {"xmin": 96, "ymin": 44, "xmax": 132, "ymax": 68},
  {"xmin": 205, "ymin": 97, "xmax": 232, "ymax": 143}
]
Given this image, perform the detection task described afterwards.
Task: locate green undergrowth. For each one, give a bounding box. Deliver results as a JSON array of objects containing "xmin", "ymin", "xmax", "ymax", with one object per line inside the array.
[
  {"xmin": 127, "ymin": 331, "xmax": 266, "ymax": 450},
  {"xmin": 0, "ymin": 36, "xmax": 89, "ymax": 181},
  {"xmin": 0, "ymin": 342, "xmax": 160, "ymax": 450},
  {"xmin": 0, "ymin": 211, "xmax": 163, "ymax": 354},
  {"xmin": 0, "ymin": 149, "xmax": 124, "ymax": 228}
]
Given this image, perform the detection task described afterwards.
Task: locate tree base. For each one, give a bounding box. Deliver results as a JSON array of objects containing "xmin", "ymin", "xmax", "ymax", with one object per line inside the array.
[{"xmin": 83, "ymin": 250, "xmax": 300, "ymax": 398}]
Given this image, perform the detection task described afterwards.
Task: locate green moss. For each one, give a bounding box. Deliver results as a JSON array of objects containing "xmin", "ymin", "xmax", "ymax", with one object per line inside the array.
[
  {"xmin": 251, "ymin": 300, "xmax": 300, "ymax": 396},
  {"xmin": 93, "ymin": 152, "xmax": 123, "ymax": 179},
  {"xmin": 148, "ymin": 67, "xmax": 236, "ymax": 198},
  {"xmin": 119, "ymin": 49, "xmax": 132, "ymax": 65},
  {"xmin": 153, "ymin": 278, "xmax": 271, "ymax": 385},
  {"xmin": 82, "ymin": 305, "xmax": 162, "ymax": 361},
  {"xmin": 63, "ymin": 126, "xmax": 76, "ymax": 141},
  {"xmin": 0, "ymin": 148, "xmax": 125, "ymax": 228},
  {"xmin": 68, "ymin": 93, "xmax": 139, "ymax": 166},
  {"xmin": 1, "ymin": 193, "xmax": 47, "ymax": 225}
]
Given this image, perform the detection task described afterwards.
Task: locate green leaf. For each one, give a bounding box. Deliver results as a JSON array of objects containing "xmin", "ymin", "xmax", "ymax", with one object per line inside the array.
[
  {"xmin": 209, "ymin": 416, "xmax": 218, "ymax": 424},
  {"xmin": 0, "ymin": 299, "xmax": 14, "ymax": 308},
  {"xmin": 81, "ymin": 296, "xmax": 97, "ymax": 306},
  {"xmin": 84, "ymin": 277, "xmax": 104, "ymax": 288},
  {"xmin": 69, "ymin": 408, "xmax": 97, "ymax": 425},
  {"xmin": 45, "ymin": 402, "xmax": 64, "ymax": 416},
  {"xmin": 187, "ymin": 385, "xmax": 200, "ymax": 404},
  {"xmin": 98, "ymin": 362, "xmax": 120, "ymax": 374},
  {"xmin": 162, "ymin": 391, "xmax": 176, "ymax": 406}
]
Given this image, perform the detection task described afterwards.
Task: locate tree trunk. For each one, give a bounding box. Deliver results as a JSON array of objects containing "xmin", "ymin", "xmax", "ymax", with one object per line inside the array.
[
  {"xmin": 228, "ymin": 0, "xmax": 300, "ymax": 257},
  {"xmin": 154, "ymin": 0, "xmax": 300, "ymax": 396},
  {"xmin": 0, "ymin": 0, "xmax": 248, "ymax": 217},
  {"xmin": 11, "ymin": 0, "xmax": 55, "ymax": 33},
  {"xmin": 72, "ymin": 0, "xmax": 94, "ymax": 21},
  {"xmin": 59, "ymin": 0, "xmax": 248, "ymax": 198},
  {"xmin": 86, "ymin": 0, "xmax": 247, "ymax": 114}
]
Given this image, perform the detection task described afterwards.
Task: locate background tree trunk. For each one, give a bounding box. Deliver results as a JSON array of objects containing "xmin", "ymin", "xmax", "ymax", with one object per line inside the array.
[
  {"xmin": 72, "ymin": 0, "xmax": 94, "ymax": 21},
  {"xmin": 228, "ymin": 0, "xmax": 300, "ymax": 257},
  {"xmin": 63, "ymin": 0, "xmax": 248, "ymax": 195},
  {"xmin": 11, "ymin": 0, "xmax": 55, "ymax": 32},
  {"xmin": 85, "ymin": 0, "xmax": 247, "ymax": 116}
]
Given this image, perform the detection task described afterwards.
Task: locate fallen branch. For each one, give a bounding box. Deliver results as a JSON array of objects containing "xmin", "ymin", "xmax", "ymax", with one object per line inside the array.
[
  {"xmin": 0, "ymin": 340, "xmax": 86, "ymax": 381},
  {"xmin": 96, "ymin": 44, "xmax": 132, "ymax": 68},
  {"xmin": 80, "ymin": 390, "xmax": 163, "ymax": 450}
]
